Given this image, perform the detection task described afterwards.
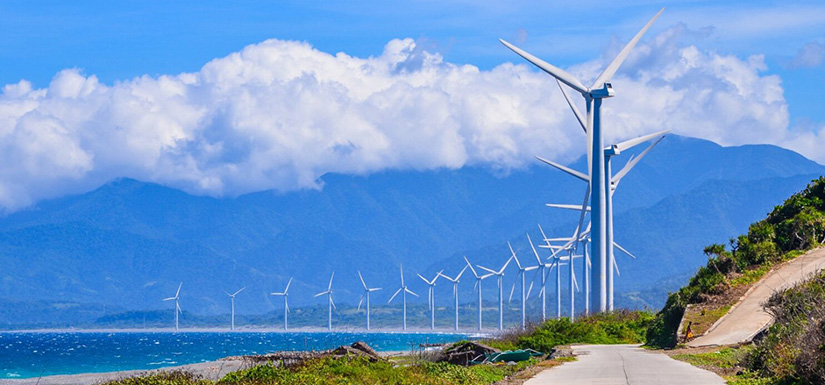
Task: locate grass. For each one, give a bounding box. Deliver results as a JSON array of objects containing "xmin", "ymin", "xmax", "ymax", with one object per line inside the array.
[
  {"xmin": 680, "ymin": 304, "xmax": 731, "ymax": 337},
  {"xmin": 670, "ymin": 346, "xmax": 800, "ymax": 385},
  {"xmin": 489, "ymin": 310, "xmax": 654, "ymax": 353}
]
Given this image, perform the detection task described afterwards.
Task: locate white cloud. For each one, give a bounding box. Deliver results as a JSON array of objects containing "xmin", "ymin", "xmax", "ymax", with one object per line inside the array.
[{"xmin": 0, "ymin": 29, "xmax": 815, "ymax": 211}]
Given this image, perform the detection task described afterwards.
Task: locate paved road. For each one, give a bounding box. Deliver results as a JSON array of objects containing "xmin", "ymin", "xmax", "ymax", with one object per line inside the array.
[
  {"xmin": 688, "ymin": 247, "xmax": 825, "ymax": 347},
  {"xmin": 525, "ymin": 345, "xmax": 725, "ymax": 385}
]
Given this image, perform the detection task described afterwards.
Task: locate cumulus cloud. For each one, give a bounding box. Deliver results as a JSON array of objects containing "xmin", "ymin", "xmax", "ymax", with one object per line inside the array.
[{"xmin": 0, "ymin": 28, "xmax": 814, "ymax": 211}]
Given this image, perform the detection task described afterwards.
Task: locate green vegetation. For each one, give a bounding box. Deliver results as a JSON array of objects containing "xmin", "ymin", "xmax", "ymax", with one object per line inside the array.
[
  {"xmin": 671, "ymin": 346, "xmax": 796, "ymax": 385},
  {"xmin": 100, "ymin": 357, "xmax": 534, "ymax": 385},
  {"xmin": 743, "ymin": 270, "xmax": 825, "ymax": 384},
  {"xmin": 646, "ymin": 177, "xmax": 825, "ymax": 348},
  {"xmin": 221, "ymin": 357, "xmax": 533, "ymax": 385},
  {"xmin": 489, "ymin": 310, "xmax": 654, "ymax": 353}
]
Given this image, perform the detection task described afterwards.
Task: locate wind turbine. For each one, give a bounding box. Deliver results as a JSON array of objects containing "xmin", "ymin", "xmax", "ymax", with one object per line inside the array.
[
  {"xmin": 418, "ymin": 271, "xmax": 443, "ymax": 331},
  {"xmin": 540, "ymin": 132, "xmax": 665, "ymax": 310},
  {"xmin": 501, "ymin": 8, "xmax": 665, "ymax": 313},
  {"xmin": 388, "ymin": 265, "xmax": 418, "ymax": 331},
  {"xmin": 224, "ymin": 287, "xmax": 245, "ymax": 331},
  {"xmin": 163, "ymin": 282, "xmax": 182, "ymax": 331},
  {"xmin": 508, "ymin": 242, "xmax": 537, "ymax": 329},
  {"xmin": 438, "ymin": 265, "xmax": 468, "ymax": 331},
  {"xmin": 477, "ymin": 255, "xmax": 513, "ymax": 331},
  {"xmin": 270, "ymin": 278, "xmax": 293, "ymax": 330},
  {"xmin": 464, "ymin": 256, "xmax": 493, "ymax": 331},
  {"xmin": 526, "ymin": 231, "xmax": 555, "ymax": 321},
  {"xmin": 314, "ymin": 273, "xmax": 336, "ymax": 331},
  {"xmin": 357, "ymin": 272, "xmax": 381, "ymax": 331}
]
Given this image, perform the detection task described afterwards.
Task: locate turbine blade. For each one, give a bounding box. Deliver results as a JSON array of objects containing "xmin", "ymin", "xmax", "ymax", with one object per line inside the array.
[
  {"xmin": 314, "ymin": 291, "xmax": 328, "ymax": 298},
  {"xmin": 546, "ymin": 203, "xmax": 591, "ymax": 211},
  {"xmin": 284, "ymin": 278, "xmax": 293, "ymax": 294},
  {"xmin": 614, "ymin": 242, "xmax": 637, "ymax": 259},
  {"xmin": 535, "ymin": 156, "xmax": 589, "ymax": 182},
  {"xmin": 358, "ymin": 271, "xmax": 367, "ymax": 290},
  {"xmin": 500, "ymin": 39, "xmax": 588, "ymax": 94},
  {"xmin": 477, "ymin": 265, "xmax": 497, "ymax": 274},
  {"xmin": 456, "ymin": 265, "xmax": 468, "ymax": 281},
  {"xmin": 612, "ymin": 129, "xmax": 670, "ymax": 154},
  {"xmin": 330, "ymin": 296, "xmax": 336, "ymax": 310},
  {"xmin": 357, "ymin": 295, "xmax": 364, "ymax": 311},
  {"xmin": 406, "ymin": 288, "xmax": 419, "ymax": 297},
  {"xmin": 590, "ymin": 8, "xmax": 665, "ymax": 90},
  {"xmin": 613, "ymin": 136, "xmax": 665, "ymax": 183},
  {"xmin": 163, "ymin": 297, "xmax": 175, "ymax": 301},
  {"xmin": 556, "ymin": 78, "xmax": 586, "ymax": 132},
  {"xmin": 176, "ymin": 282, "xmax": 182, "ymax": 298},
  {"xmin": 500, "ymin": 255, "xmax": 513, "ymax": 273},
  {"xmin": 224, "ymin": 290, "xmax": 231, "ymax": 297},
  {"xmin": 388, "ymin": 288, "xmax": 402, "ymax": 303},
  {"xmin": 400, "ymin": 265, "xmax": 405, "ymax": 286},
  {"xmin": 464, "ymin": 256, "xmax": 479, "ymax": 278},
  {"xmin": 508, "ymin": 275, "xmax": 518, "ymax": 303},
  {"xmin": 328, "ymin": 272, "xmax": 335, "ymax": 291},
  {"xmin": 417, "ymin": 274, "xmax": 429, "ymax": 284},
  {"xmin": 614, "ymin": 256, "xmax": 621, "ymax": 276},
  {"xmin": 527, "ymin": 233, "xmax": 542, "ymax": 264},
  {"xmin": 233, "ymin": 287, "xmax": 245, "ymax": 296}
]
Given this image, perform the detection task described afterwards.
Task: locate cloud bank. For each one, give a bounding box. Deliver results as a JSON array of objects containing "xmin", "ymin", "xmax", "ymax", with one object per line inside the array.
[{"xmin": 0, "ymin": 27, "xmax": 812, "ymax": 211}]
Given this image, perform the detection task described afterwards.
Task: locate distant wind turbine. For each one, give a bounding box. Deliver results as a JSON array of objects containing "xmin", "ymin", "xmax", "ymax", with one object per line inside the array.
[
  {"xmin": 477, "ymin": 255, "xmax": 513, "ymax": 331},
  {"xmin": 508, "ymin": 242, "xmax": 537, "ymax": 329},
  {"xmin": 270, "ymin": 278, "xmax": 293, "ymax": 330},
  {"xmin": 357, "ymin": 272, "xmax": 381, "ymax": 331},
  {"xmin": 314, "ymin": 273, "xmax": 336, "ymax": 331},
  {"xmin": 438, "ymin": 265, "xmax": 468, "ymax": 331},
  {"xmin": 418, "ymin": 270, "xmax": 443, "ymax": 331},
  {"xmin": 224, "ymin": 287, "xmax": 245, "ymax": 331},
  {"xmin": 163, "ymin": 282, "xmax": 182, "ymax": 332},
  {"xmin": 464, "ymin": 256, "xmax": 493, "ymax": 331},
  {"xmin": 388, "ymin": 265, "xmax": 418, "ymax": 331}
]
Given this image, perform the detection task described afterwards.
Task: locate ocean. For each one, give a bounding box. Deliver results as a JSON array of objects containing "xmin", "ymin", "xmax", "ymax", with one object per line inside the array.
[{"xmin": 0, "ymin": 331, "xmax": 473, "ymax": 379}]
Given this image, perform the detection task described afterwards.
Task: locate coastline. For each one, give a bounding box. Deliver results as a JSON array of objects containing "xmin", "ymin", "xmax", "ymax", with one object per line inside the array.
[{"xmin": 0, "ymin": 327, "xmax": 492, "ymax": 336}]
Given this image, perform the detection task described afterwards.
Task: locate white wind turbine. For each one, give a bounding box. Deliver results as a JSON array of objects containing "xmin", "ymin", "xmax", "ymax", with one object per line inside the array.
[
  {"xmin": 357, "ymin": 271, "xmax": 381, "ymax": 331},
  {"xmin": 388, "ymin": 265, "xmax": 418, "ymax": 331},
  {"xmin": 477, "ymin": 255, "xmax": 513, "ymax": 331},
  {"xmin": 540, "ymin": 131, "xmax": 665, "ymax": 311},
  {"xmin": 438, "ymin": 265, "xmax": 468, "ymax": 331},
  {"xmin": 314, "ymin": 273, "xmax": 336, "ymax": 331},
  {"xmin": 501, "ymin": 8, "xmax": 665, "ymax": 313},
  {"xmin": 464, "ymin": 256, "xmax": 493, "ymax": 331},
  {"xmin": 418, "ymin": 271, "xmax": 443, "ymax": 331},
  {"xmin": 270, "ymin": 278, "xmax": 293, "ymax": 330},
  {"xmin": 163, "ymin": 282, "xmax": 182, "ymax": 331},
  {"xmin": 525, "ymin": 231, "xmax": 556, "ymax": 321},
  {"xmin": 508, "ymin": 242, "xmax": 537, "ymax": 329},
  {"xmin": 224, "ymin": 287, "xmax": 245, "ymax": 331}
]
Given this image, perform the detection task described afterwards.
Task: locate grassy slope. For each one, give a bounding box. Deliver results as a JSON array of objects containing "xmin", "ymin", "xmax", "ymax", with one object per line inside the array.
[{"xmin": 646, "ymin": 177, "xmax": 825, "ymax": 348}]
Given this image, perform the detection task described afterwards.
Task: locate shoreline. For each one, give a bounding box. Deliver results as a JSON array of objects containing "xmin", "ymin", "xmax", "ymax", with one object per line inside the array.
[
  {"xmin": 0, "ymin": 349, "xmax": 410, "ymax": 385},
  {"xmin": 0, "ymin": 327, "xmax": 493, "ymax": 336}
]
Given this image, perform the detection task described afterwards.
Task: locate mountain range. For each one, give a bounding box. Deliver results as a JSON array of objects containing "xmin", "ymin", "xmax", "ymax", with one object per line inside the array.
[{"xmin": 0, "ymin": 135, "xmax": 822, "ymax": 327}]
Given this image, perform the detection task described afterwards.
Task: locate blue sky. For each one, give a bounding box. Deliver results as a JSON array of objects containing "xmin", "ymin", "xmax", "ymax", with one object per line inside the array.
[
  {"xmin": 2, "ymin": 0, "xmax": 823, "ymax": 119},
  {"xmin": 0, "ymin": 1, "xmax": 823, "ymax": 210}
]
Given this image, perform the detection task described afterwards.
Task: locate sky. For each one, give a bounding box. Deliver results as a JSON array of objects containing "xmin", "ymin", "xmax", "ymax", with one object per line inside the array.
[{"xmin": 0, "ymin": 0, "xmax": 824, "ymax": 211}]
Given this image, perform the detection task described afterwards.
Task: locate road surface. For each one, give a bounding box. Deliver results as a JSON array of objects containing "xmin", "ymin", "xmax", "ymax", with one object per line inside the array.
[
  {"xmin": 688, "ymin": 247, "xmax": 825, "ymax": 347},
  {"xmin": 524, "ymin": 345, "xmax": 725, "ymax": 385}
]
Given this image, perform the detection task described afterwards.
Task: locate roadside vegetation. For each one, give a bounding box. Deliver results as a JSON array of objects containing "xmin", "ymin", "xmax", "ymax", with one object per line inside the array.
[
  {"xmin": 646, "ymin": 176, "xmax": 825, "ymax": 348},
  {"xmin": 487, "ymin": 310, "xmax": 654, "ymax": 352}
]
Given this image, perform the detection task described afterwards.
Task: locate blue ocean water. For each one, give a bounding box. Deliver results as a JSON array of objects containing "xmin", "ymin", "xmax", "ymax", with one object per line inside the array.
[{"xmin": 0, "ymin": 331, "xmax": 472, "ymax": 379}]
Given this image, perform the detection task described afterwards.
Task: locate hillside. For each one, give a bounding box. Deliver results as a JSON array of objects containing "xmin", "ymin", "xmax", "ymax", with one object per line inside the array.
[
  {"xmin": 646, "ymin": 176, "xmax": 825, "ymax": 348},
  {"xmin": 0, "ymin": 136, "xmax": 823, "ymax": 327}
]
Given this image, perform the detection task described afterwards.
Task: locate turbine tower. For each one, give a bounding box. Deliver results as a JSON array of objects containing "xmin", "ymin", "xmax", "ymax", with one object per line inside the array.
[
  {"xmin": 438, "ymin": 265, "xmax": 468, "ymax": 331},
  {"xmin": 224, "ymin": 287, "xmax": 245, "ymax": 331},
  {"xmin": 270, "ymin": 278, "xmax": 293, "ymax": 330},
  {"xmin": 501, "ymin": 8, "xmax": 665, "ymax": 312},
  {"xmin": 477, "ymin": 255, "xmax": 513, "ymax": 331},
  {"xmin": 388, "ymin": 265, "xmax": 418, "ymax": 331},
  {"xmin": 163, "ymin": 282, "xmax": 182, "ymax": 331},
  {"xmin": 508, "ymin": 242, "xmax": 537, "ymax": 329},
  {"xmin": 313, "ymin": 273, "xmax": 336, "ymax": 331},
  {"xmin": 464, "ymin": 256, "xmax": 492, "ymax": 331},
  {"xmin": 418, "ymin": 271, "xmax": 443, "ymax": 331},
  {"xmin": 357, "ymin": 271, "xmax": 381, "ymax": 331},
  {"xmin": 526, "ymin": 231, "xmax": 555, "ymax": 321}
]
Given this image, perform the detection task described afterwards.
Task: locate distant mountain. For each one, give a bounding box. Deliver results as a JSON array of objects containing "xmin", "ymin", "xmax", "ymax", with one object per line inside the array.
[{"xmin": 0, "ymin": 135, "xmax": 822, "ymax": 327}]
